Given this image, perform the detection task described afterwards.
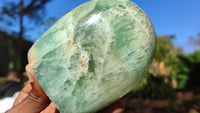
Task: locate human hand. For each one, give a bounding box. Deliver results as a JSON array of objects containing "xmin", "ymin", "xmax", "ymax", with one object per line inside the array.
[{"xmin": 6, "ymin": 65, "xmax": 124, "ymax": 113}]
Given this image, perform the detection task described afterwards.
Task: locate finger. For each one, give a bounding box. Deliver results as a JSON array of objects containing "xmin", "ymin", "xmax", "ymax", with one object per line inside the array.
[
  {"xmin": 25, "ymin": 65, "xmax": 34, "ymax": 83},
  {"xmin": 6, "ymin": 65, "xmax": 51, "ymax": 113},
  {"xmin": 25, "ymin": 65, "xmax": 48, "ymax": 99},
  {"xmin": 25, "ymin": 64, "xmax": 50, "ymax": 105},
  {"xmin": 13, "ymin": 81, "xmax": 32, "ymax": 106},
  {"xmin": 99, "ymin": 100, "xmax": 124, "ymax": 113},
  {"xmin": 13, "ymin": 64, "xmax": 46, "ymax": 107}
]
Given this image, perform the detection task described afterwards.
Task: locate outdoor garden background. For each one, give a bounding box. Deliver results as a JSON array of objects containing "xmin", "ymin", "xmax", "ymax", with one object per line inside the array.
[{"xmin": 0, "ymin": 0, "xmax": 200, "ymax": 113}]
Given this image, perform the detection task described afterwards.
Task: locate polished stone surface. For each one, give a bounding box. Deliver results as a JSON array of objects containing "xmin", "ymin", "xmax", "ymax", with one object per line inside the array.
[{"xmin": 28, "ymin": 0, "xmax": 156, "ymax": 112}]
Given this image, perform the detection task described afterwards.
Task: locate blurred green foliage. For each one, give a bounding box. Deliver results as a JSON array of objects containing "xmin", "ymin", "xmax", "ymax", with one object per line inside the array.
[
  {"xmin": 132, "ymin": 36, "xmax": 200, "ymax": 100},
  {"xmin": 0, "ymin": 77, "xmax": 6, "ymax": 83},
  {"xmin": 180, "ymin": 51, "xmax": 200, "ymax": 90},
  {"xmin": 0, "ymin": 31, "xmax": 33, "ymax": 76}
]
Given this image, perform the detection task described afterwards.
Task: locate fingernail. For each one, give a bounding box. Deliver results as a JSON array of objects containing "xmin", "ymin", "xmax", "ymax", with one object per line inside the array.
[
  {"xmin": 25, "ymin": 64, "xmax": 34, "ymax": 83},
  {"xmin": 27, "ymin": 71, "xmax": 34, "ymax": 83}
]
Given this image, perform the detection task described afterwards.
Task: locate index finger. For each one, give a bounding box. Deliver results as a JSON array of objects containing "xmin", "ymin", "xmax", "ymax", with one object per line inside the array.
[{"xmin": 13, "ymin": 81, "xmax": 32, "ymax": 106}]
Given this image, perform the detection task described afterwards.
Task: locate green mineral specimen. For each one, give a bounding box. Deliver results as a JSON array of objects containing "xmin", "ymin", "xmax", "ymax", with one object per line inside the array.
[{"xmin": 28, "ymin": 0, "xmax": 156, "ymax": 112}]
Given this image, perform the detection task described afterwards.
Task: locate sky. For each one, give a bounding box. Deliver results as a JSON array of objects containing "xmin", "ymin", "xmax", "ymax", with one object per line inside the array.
[{"xmin": 1, "ymin": 0, "xmax": 200, "ymax": 54}]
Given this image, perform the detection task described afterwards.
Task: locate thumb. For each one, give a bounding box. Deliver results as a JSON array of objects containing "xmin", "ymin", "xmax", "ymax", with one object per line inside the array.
[{"xmin": 25, "ymin": 64, "xmax": 50, "ymax": 103}]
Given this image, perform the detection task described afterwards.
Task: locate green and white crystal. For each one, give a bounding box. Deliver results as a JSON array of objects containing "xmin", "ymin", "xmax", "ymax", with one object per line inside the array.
[{"xmin": 28, "ymin": 0, "xmax": 156, "ymax": 112}]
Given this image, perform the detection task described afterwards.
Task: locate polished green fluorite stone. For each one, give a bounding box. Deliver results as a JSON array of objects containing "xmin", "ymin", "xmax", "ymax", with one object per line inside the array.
[{"xmin": 28, "ymin": 0, "xmax": 156, "ymax": 112}]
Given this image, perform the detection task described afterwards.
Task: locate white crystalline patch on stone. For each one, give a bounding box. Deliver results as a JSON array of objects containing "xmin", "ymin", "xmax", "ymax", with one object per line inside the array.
[{"xmin": 86, "ymin": 13, "xmax": 101, "ymax": 25}]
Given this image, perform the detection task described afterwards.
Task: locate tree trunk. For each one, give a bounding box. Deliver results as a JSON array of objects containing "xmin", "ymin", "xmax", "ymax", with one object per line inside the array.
[{"xmin": 18, "ymin": 0, "xmax": 24, "ymax": 71}]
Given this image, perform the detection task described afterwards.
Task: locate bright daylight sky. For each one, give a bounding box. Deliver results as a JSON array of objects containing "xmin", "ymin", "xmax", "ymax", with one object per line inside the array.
[{"xmin": 1, "ymin": 0, "xmax": 200, "ymax": 54}]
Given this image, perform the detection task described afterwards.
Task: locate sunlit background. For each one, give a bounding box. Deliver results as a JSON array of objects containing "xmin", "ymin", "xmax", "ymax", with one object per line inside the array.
[{"xmin": 0, "ymin": 0, "xmax": 200, "ymax": 113}]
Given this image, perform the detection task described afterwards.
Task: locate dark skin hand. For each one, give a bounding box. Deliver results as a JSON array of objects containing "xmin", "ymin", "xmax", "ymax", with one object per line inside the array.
[{"xmin": 6, "ymin": 65, "xmax": 124, "ymax": 113}]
